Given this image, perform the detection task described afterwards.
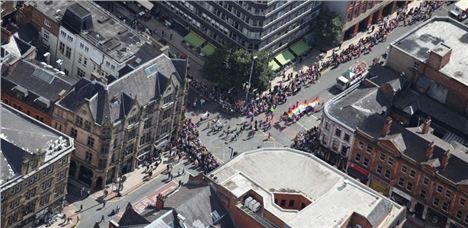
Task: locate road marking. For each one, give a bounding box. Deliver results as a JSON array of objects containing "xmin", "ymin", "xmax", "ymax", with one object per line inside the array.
[{"xmin": 295, "ymin": 121, "xmax": 308, "ymax": 130}]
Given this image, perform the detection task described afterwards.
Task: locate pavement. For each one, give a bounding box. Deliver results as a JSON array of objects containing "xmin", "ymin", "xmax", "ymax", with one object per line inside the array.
[{"xmin": 186, "ymin": 1, "xmax": 452, "ymax": 164}]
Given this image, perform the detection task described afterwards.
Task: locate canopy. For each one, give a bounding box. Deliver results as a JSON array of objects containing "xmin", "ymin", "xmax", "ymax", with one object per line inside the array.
[
  {"xmin": 269, "ymin": 60, "xmax": 281, "ymax": 71},
  {"xmin": 184, "ymin": 31, "xmax": 206, "ymax": 48},
  {"xmin": 274, "ymin": 49, "xmax": 295, "ymax": 65},
  {"xmin": 137, "ymin": 0, "xmax": 154, "ymax": 10},
  {"xmin": 289, "ymin": 39, "xmax": 311, "ymax": 56},
  {"xmin": 201, "ymin": 43, "xmax": 216, "ymax": 56}
]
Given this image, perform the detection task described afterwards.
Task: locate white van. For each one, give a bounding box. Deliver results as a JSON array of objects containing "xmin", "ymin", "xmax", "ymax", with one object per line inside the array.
[{"xmin": 450, "ymin": 0, "xmax": 468, "ymax": 20}]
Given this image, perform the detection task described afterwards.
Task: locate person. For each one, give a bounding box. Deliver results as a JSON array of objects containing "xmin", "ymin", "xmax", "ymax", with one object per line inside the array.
[
  {"xmin": 79, "ymin": 204, "xmax": 83, "ymax": 212},
  {"xmin": 100, "ymin": 215, "xmax": 104, "ymax": 223}
]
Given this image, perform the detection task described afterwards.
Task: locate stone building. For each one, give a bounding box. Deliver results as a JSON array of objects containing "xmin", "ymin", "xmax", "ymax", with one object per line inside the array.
[
  {"xmin": 53, "ymin": 53, "xmax": 188, "ymax": 190},
  {"xmin": 1, "ymin": 103, "xmax": 74, "ymax": 228}
]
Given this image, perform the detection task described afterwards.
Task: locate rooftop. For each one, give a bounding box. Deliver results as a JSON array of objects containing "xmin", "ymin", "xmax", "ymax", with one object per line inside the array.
[
  {"xmin": 0, "ymin": 104, "xmax": 73, "ymax": 185},
  {"xmin": 26, "ymin": 0, "xmax": 148, "ymax": 63},
  {"xmin": 59, "ymin": 54, "xmax": 187, "ymax": 124},
  {"xmin": 394, "ymin": 17, "xmax": 468, "ymax": 86},
  {"xmin": 2, "ymin": 60, "xmax": 75, "ymax": 111},
  {"xmin": 209, "ymin": 148, "xmax": 405, "ymax": 228}
]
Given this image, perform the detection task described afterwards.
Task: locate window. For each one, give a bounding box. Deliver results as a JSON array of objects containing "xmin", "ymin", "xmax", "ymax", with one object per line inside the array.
[
  {"xmin": 67, "ymin": 35, "xmax": 73, "ymax": 42},
  {"xmin": 376, "ymin": 165, "xmax": 383, "ymax": 174},
  {"xmin": 83, "ymin": 120, "xmax": 91, "ymax": 131},
  {"xmin": 44, "ymin": 19, "xmax": 51, "ymax": 27},
  {"xmin": 77, "ymin": 68, "xmax": 85, "ymax": 77},
  {"xmin": 64, "ymin": 69, "xmax": 69, "ymax": 76},
  {"xmin": 406, "ymin": 182, "xmax": 413, "ymax": 191},
  {"xmin": 162, "ymin": 108, "xmax": 172, "ymax": 120},
  {"xmin": 465, "ymin": 215, "xmax": 468, "ymax": 225},
  {"xmin": 39, "ymin": 193, "xmax": 50, "ymax": 206},
  {"xmin": 387, "ymin": 157, "xmax": 394, "ymax": 166},
  {"xmin": 423, "ymin": 176, "xmax": 430, "ymax": 185},
  {"xmin": 111, "ymin": 65, "xmax": 115, "ymax": 70},
  {"xmin": 433, "ymin": 197, "xmax": 440, "ymax": 207},
  {"xmin": 379, "ymin": 152, "xmax": 386, "ymax": 161},
  {"xmin": 163, "ymin": 94, "xmax": 173, "ymax": 104},
  {"xmin": 363, "ymin": 157, "xmax": 369, "ymax": 167},
  {"xmin": 355, "ymin": 153, "xmax": 361, "ymax": 162},
  {"xmin": 128, "ymin": 128, "xmax": 137, "ymax": 140},
  {"xmin": 335, "ymin": 128, "xmax": 342, "ymax": 137},
  {"xmin": 442, "ymin": 201, "xmax": 449, "ymax": 211},
  {"xmin": 366, "ymin": 146, "xmax": 373, "ymax": 154},
  {"xmin": 83, "ymin": 57, "xmax": 87, "ymax": 67},
  {"xmin": 42, "ymin": 31, "xmax": 49, "ymax": 42},
  {"xmin": 456, "ymin": 210, "xmax": 462, "ymax": 219},
  {"xmin": 60, "ymin": 30, "xmax": 66, "ymax": 37},
  {"xmin": 280, "ymin": 199, "xmax": 286, "ymax": 206},
  {"xmin": 324, "ymin": 122, "xmax": 330, "ymax": 130},
  {"xmin": 437, "ymin": 185, "xmax": 443, "ymax": 193},
  {"xmin": 409, "ymin": 169, "xmax": 416, "ymax": 178},
  {"xmin": 85, "ymin": 151, "xmax": 92, "ymax": 161},
  {"xmin": 80, "ymin": 43, "xmax": 84, "ymax": 49},
  {"xmin": 400, "ymin": 165, "xmax": 407, "ymax": 173},
  {"xmin": 398, "ymin": 177, "xmax": 404, "ymax": 187},
  {"xmin": 125, "ymin": 143, "xmax": 134, "ymax": 155},
  {"xmin": 41, "ymin": 178, "xmax": 53, "ymax": 190},
  {"xmin": 144, "ymin": 118, "xmax": 152, "ymax": 129},
  {"xmin": 384, "ymin": 169, "xmax": 391, "ymax": 179},
  {"xmin": 87, "ymin": 137, "xmax": 95, "ymax": 148},
  {"xmin": 288, "ymin": 200, "xmax": 295, "ymax": 207},
  {"xmin": 75, "ymin": 116, "xmax": 83, "ymax": 127},
  {"xmin": 100, "ymin": 143, "xmax": 109, "ymax": 154},
  {"xmin": 70, "ymin": 128, "xmax": 78, "ymax": 138},
  {"xmin": 65, "ymin": 46, "xmax": 71, "ymax": 58},
  {"xmin": 85, "ymin": 46, "xmax": 89, "ymax": 52},
  {"xmin": 358, "ymin": 141, "xmax": 365, "ymax": 149},
  {"xmin": 420, "ymin": 189, "xmax": 426, "ymax": 199},
  {"xmin": 460, "ymin": 197, "xmax": 466, "ymax": 206},
  {"xmin": 59, "ymin": 42, "xmax": 65, "ymax": 54},
  {"xmin": 78, "ymin": 54, "xmax": 82, "ymax": 64},
  {"xmin": 344, "ymin": 133, "xmax": 350, "ymax": 142},
  {"xmin": 98, "ymin": 159, "xmax": 107, "ymax": 169}
]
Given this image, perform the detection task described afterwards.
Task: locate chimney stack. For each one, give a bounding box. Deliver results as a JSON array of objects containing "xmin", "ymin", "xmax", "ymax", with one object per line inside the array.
[
  {"xmin": 425, "ymin": 141, "xmax": 434, "ymax": 160},
  {"xmin": 381, "ymin": 116, "xmax": 393, "ymax": 137},
  {"xmin": 440, "ymin": 151, "xmax": 451, "ymax": 169},
  {"xmin": 421, "ymin": 117, "xmax": 432, "ymax": 134},
  {"xmin": 155, "ymin": 194, "xmax": 165, "ymax": 210}
]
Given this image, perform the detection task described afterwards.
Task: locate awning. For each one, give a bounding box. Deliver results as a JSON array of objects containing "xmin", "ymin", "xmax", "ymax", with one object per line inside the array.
[
  {"xmin": 347, "ymin": 163, "xmax": 369, "ymax": 183},
  {"xmin": 289, "ymin": 39, "xmax": 311, "ymax": 56},
  {"xmin": 274, "ymin": 49, "xmax": 295, "ymax": 65},
  {"xmin": 137, "ymin": 0, "xmax": 154, "ymax": 10},
  {"xmin": 201, "ymin": 43, "xmax": 216, "ymax": 56},
  {"xmin": 269, "ymin": 60, "xmax": 280, "ymax": 71},
  {"xmin": 183, "ymin": 31, "xmax": 206, "ymax": 48}
]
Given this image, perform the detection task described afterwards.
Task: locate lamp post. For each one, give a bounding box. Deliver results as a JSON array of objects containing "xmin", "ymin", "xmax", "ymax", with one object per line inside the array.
[{"xmin": 245, "ymin": 55, "xmax": 257, "ymax": 102}]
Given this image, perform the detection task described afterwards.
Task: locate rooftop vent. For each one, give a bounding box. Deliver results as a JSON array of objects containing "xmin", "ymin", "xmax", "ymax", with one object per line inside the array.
[{"xmin": 454, "ymin": 71, "xmax": 463, "ymax": 78}]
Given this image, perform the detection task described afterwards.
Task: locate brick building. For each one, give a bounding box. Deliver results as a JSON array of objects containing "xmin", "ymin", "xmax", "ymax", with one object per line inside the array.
[
  {"xmin": 53, "ymin": 54, "xmax": 188, "ymax": 190},
  {"xmin": 207, "ymin": 148, "xmax": 406, "ymax": 228},
  {"xmin": 386, "ymin": 17, "xmax": 468, "ymax": 116},
  {"xmin": 1, "ymin": 104, "xmax": 74, "ymax": 228},
  {"xmin": 16, "ymin": 1, "xmax": 166, "ymax": 83},
  {"xmin": 349, "ymin": 114, "xmax": 468, "ymax": 228},
  {"xmin": 1, "ymin": 59, "xmax": 75, "ymax": 126},
  {"xmin": 323, "ymin": 0, "xmax": 409, "ymax": 41}
]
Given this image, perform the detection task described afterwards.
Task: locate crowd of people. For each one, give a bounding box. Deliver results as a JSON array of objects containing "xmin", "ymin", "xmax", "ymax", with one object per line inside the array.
[
  {"xmin": 172, "ymin": 119, "xmax": 219, "ymax": 173},
  {"xmin": 291, "ymin": 127, "xmax": 321, "ymax": 154},
  {"xmin": 189, "ymin": 1, "xmax": 445, "ymax": 119}
]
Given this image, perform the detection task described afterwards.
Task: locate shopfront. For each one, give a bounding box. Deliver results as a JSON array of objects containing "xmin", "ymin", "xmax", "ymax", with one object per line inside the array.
[
  {"xmin": 370, "ymin": 176, "xmax": 390, "ymax": 196},
  {"xmin": 390, "ymin": 187, "xmax": 411, "ymax": 208},
  {"xmin": 347, "ymin": 163, "xmax": 369, "ymax": 184}
]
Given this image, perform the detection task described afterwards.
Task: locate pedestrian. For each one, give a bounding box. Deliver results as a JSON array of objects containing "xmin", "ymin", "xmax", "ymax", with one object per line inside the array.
[
  {"xmin": 100, "ymin": 215, "xmax": 104, "ymax": 223},
  {"xmin": 79, "ymin": 204, "xmax": 83, "ymax": 212},
  {"xmin": 102, "ymin": 200, "xmax": 106, "ymax": 208}
]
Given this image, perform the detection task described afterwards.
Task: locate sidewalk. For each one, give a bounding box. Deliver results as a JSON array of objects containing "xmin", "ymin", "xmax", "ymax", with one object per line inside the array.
[
  {"xmin": 89, "ymin": 154, "xmax": 171, "ymax": 201},
  {"xmin": 39, "ymin": 205, "xmax": 79, "ymax": 228},
  {"xmin": 268, "ymin": 0, "xmax": 423, "ymax": 90}
]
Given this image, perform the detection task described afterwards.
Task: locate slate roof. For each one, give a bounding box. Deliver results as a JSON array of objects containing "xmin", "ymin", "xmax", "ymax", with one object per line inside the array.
[
  {"xmin": 117, "ymin": 203, "xmax": 150, "ymax": 227},
  {"xmin": 358, "ymin": 114, "xmax": 468, "ymax": 184},
  {"xmin": 59, "ymin": 54, "xmax": 187, "ymax": 124},
  {"xmin": 2, "ymin": 60, "xmax": 75, "ymax": 112},
  {"xmin": 0, "ymin": 139, "xmax": 28, "ymax": 185},
  {"xmin": 16, "ymin": 23, "xmax": 39, "ymax": 43}
]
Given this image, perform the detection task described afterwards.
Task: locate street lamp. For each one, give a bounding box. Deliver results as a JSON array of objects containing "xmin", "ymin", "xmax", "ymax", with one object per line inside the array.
[{"xmin": 245, "ymin": 55, "xmax": 258, "ymax": 102}]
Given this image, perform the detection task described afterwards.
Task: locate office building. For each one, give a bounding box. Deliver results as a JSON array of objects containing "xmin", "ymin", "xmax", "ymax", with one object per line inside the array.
[
  {"xmin": 1, "ymin": 104, "xmax": 74, "ymax": 228},
  {"xmin": 155, "ymin": 1, "xmax": 321, "ymax": 53}
]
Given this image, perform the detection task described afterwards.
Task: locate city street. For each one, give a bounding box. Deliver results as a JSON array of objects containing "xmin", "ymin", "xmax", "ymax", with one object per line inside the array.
[{"xmin": 186, "ymin": 3, "xmax": 453, "ymax": 164}]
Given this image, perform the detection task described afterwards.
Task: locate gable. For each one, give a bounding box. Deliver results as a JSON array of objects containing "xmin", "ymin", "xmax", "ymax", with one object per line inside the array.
[{"xmin": 377, "ymin": 139, "xmax": 402, "ymax": 157}]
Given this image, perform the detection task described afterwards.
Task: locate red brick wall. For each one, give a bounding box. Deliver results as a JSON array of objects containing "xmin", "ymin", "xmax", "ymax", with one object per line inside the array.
[
  {"xmin": 273, "ymin": 193, "xmax": 311, "ymax": 210},
  {"xmin": 1, "ymin": 93, "xmax": 52, "ymax": 125},
  {"xmin": 227, "ymin": 203, "xmax": 264, "ymax": 228}
]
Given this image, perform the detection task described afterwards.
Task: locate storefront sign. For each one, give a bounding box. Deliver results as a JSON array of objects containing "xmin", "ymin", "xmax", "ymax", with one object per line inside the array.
[{"xmin": 392, "ymin": 187, "xmax": 412, "ymax": 201}]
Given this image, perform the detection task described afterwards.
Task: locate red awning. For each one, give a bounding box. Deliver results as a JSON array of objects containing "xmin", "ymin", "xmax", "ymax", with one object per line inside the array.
[{"xmin": 349, "ymin": 163, "xmax": 369, "ymax": 176}]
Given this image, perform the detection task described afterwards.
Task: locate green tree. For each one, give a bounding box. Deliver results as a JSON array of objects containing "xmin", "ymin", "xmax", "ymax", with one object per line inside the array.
[
  {"xmin": 202, "ymin": 48, "xmax": 273, "ymax": 92},
  {"xmin": 314, "ymin": 10, "xmax": 343, "ymax": 46}
]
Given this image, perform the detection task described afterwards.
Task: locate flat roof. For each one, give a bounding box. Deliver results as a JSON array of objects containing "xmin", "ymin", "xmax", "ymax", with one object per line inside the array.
[
  {"xmin": 26, "ymin": 0, "xmax": 147, "ymax": 63},
  {"xmin": 209, "ymin": 148, "xmax": 404, "ymax": 227},
  {"xmin": 393, "ymin": 17, "xmax": 468, "ymax": 86},
  {"xmin": 0, "ymin": 104, "xmax": 73, "ymax": 184}
]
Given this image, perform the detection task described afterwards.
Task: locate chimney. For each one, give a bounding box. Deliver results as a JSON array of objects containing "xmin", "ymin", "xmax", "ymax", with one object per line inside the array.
[
  {"xmin": 381, "ymin": 116, "xmax": 393, "ymax": 137},
  {"xmin": 425, "ymin": 141, "xmax": 434, "ymax": 160},
  {"xmin": 58, "ymin": 89, "xmax": 67, "ymax": 100},
  {"xmin": 440, "ymin": 151, "xmax": 451, "ymax": 169},
  {"xmin": 421, "ymin": 117, "xmax": 432, "ymax": 134},
  {"xmin": 155, "ymin": 194, "xmax": 165, "ymax": 210}
]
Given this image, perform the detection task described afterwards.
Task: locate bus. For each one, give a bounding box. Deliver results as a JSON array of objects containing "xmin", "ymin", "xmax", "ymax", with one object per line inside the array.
[{"xmin": 336, "ymin": 61, "xmax": 368, "ymax": 91}]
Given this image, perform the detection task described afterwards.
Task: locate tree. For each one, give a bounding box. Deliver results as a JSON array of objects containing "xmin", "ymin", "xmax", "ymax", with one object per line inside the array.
[
  {"xmin": 314, "ymin": 10, "xmax": 343, "ymax": 46},
  {"xmin": 202, "ymin": 48, "xmax": 273, "ymax": 92}
]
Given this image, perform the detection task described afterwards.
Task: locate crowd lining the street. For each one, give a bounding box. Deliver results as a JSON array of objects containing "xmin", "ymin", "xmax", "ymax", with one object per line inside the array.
[
  {"xmin": 291, "ymin": 127, "xmax": 321, "ymax": 154},
  {"xmin": 189, "ymin": 1, "xmax": 444, "ymax": 118}
]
